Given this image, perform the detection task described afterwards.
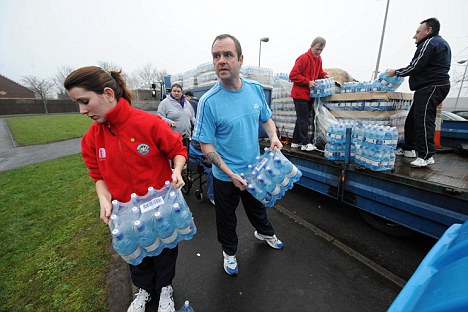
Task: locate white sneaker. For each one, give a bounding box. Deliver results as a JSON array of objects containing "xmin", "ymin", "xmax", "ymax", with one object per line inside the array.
[
  {"xmin": 223, "ymin": 251, "xmax": 238, "ymax": 276},
  {"xmin": 410, "ymin": 157, "xmax": 434, "ymax": 168},
  {"xmin": 254, "ymin": 231, "xmax": 284, "ymax": 249},
  {"xmin": 290, "ymin": 143, "xmax": 301, "ymax": 148},
  {"xmin": 301, "ymin": 143, "xmax": 316, "ymax": 151},
  {"xmin": 394, "ymin": 148, "xmax": 416, "ymax": 158},
  {"xmin": 158, "ymin": 285, "xmax": 175, "ymax": 312},
  {"xmin": 128, "ymin": 288, "xmax": 151, "ymax": 312}
]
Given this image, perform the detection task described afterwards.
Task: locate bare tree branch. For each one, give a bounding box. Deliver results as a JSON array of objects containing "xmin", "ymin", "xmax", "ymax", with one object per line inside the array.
[
  {"xmin": 22, "ymin": 76, "xmax": 55, "ymax": 113},
  {"xmin": 54, "ymin": 65, "xmax": 74, "ymax": 99}
]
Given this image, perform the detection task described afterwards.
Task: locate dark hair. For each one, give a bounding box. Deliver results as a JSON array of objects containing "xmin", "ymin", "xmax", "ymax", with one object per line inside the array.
[
  {"xmin": 64, "ymin": 66, "xmax": 133, "ymax": 105},
  {"xmin": 184, "ymin": 90, "xmax": 194, "ymax": 96},
  {"xmin": 421, "ymin": 17, "xmax": 440, "ymax": 36},
  {"xmin": 171, "ymin": 83, "xmax": 183, "ymax": 92},
  {"xmin": 212, "ymin": 34, "xmax": 243, "ymax": 60}
]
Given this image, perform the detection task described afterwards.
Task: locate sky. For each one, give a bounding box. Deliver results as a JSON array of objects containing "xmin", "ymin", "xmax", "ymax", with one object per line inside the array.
[{"xmin": 1, "ymin": 0, "xmax": 467, "ymax": 98}]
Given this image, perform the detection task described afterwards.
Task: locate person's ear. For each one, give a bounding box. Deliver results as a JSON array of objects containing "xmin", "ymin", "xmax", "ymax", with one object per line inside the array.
[{"xmin": 103, "ymin": 87, "xmax": 116, "ymax": 102}]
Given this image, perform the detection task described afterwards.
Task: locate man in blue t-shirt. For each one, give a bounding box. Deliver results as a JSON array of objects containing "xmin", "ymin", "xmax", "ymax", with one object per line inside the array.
[{"xmin": 192, "ymin": 34, "xmax": 284, "ymax": 276}]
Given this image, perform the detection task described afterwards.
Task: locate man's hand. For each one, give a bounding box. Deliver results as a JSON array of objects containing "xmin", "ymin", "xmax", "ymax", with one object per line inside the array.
[
  {"xmin": 232, "ymin": 173, "xmax": 248, "ymax": 191},
  {"xmin": 386, "ymin": 69, "xmax": 397, "ymax": 77}
]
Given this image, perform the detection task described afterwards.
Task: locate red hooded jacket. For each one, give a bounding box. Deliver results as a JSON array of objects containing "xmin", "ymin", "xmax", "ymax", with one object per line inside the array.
[
  {"xmin": 81, "ymin": 98, "xmax": 188, "ymax": 203},
  {"xmin": 289, "ymin": 49, "xmax": 327, "ymax": 101}
]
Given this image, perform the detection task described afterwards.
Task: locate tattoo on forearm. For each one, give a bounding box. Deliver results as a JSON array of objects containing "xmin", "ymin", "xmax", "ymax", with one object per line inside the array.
[{"xmin": 206, "ymin": 152, "xmax": 222, "ymax": 168}]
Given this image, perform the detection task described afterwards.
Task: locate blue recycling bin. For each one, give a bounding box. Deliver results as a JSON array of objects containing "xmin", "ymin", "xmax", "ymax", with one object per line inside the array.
[{"xmin": 388, "ymin": 220, "xmax": 468, "ymax": 312}]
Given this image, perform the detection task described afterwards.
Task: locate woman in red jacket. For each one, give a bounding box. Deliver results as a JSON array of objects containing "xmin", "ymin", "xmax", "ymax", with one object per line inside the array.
[
  {"xmin": 289, "ymin": 37, "xmax": 328, "ymax": 151},
  {"xmin": 65, "ymin": 66, "xmax": 188, "ymax": 312}
]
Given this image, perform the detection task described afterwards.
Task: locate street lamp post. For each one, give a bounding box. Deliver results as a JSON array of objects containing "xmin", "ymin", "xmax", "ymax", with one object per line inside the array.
[
  {"xmin": 258, "ymin": 37, "xmax": 269, "ymax": 67},
  {"xmin": 455, "ymin": 59, "xmax": 468, "ymax": 110},
  {"xmin": 372, "ymin": 0, "xmax": 390, "ymax": 80}
]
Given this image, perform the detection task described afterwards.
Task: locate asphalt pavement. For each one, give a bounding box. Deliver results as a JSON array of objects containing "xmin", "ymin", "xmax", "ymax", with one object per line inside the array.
[{"xmin": 1, "ymin": 117, "xmax": 407, "ymax": 311}]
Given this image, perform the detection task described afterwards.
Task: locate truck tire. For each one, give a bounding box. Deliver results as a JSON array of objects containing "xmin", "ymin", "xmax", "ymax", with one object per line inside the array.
[{"xmin": 359, "ymin": 210, "xmax": 413, "ymax": 237}]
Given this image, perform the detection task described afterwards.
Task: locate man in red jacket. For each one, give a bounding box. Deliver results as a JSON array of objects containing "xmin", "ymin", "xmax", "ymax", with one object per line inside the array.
[{"xmin": 289, "ymin": 37, "xmax": 328, "ymax": 151}]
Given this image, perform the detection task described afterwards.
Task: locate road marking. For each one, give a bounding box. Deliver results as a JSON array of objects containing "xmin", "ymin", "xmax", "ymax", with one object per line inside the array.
[{"xmin": 274, "ymin": 203, "xmax": 407, "ymax": 288}]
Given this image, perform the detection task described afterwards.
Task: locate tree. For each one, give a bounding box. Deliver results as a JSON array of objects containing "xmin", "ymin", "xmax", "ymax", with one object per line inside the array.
[
  {"xmin": 98, "ymin": 61, "xmax": 122, "ymax": 72},
  {"xmin": 136, "ymin": 63, "xmax": 166, "ymax": 89},
  {"xmin": 54, "ymin": 65, "xmax": 74, "ymax": 99},
  {"xmin": 22, "ymin": 76, "xmax": 55, "ymax": 114}
]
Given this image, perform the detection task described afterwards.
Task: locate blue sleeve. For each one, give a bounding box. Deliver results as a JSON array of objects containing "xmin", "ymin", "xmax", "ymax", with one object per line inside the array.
[
  {"xmin": 258, "ymin": 85, "xmax": 272, "ymax": 122},
  {"xmin": 192, "ymin": 98, "xmax": 215, "ymax": 144}
]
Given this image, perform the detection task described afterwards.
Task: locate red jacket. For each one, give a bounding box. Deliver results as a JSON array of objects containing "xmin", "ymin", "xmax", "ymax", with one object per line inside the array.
[
  {"xmin": 289, "ymin": 49, "xmax": 327, "ymax": 101},
  {"xmin": 81, "ymin": 98, "xmax": 188, "ymax": 203}
]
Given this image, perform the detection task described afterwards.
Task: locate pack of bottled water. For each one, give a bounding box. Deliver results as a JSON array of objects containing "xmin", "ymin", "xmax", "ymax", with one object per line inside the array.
[
  {"xmin": 340, "ymin": 70, "xmax": 404, "ymax": 94},
  {"xmin": 242, "ymin": 148, "xmax": 302, "ymax": 207},
  {"xmin": 325, "ymin": 122, "xmax": 398, "ymax": 171},
  {"xmin": 109, "ymin": 182, "xmax": 197, "ymax": 265},
  {"xmin": 375, "ymin": 71, "xmax": 405, "ymax": 91},
  {"xmin": 310, "ymin": 78, "xmax": 335, "ymax": 98}
]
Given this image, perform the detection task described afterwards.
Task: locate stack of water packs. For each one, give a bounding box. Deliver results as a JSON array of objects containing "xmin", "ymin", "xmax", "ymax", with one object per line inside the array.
[
  {"xmin": 242, "ymin": 148, "xmax": 302, "ymax": 207},
  {"xmin": 109, "ymin": 182, "xmax": 196, "ymax": 265},
  {"xmin": 310, "ymin": 78, "xmax": 335, "ymax": 98},
  {"xmin": 324, "ymin": 122, "xmax": 398, "ymax": 171}
]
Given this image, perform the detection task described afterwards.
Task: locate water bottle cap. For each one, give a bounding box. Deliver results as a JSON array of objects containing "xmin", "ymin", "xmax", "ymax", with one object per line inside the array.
[
  {"xmin": 131, "ymin": 193, "xmax": 137, "ymax": 198},
  {"xmin": 148, "ymin": 186, "xmax": 154, "ymax": 192},
  {"xmin": 134, "ymin": 220, "xmax": 143, "ymax": 230},
  {"xmin": 132, "ymin": 206, "xmax": 139, "ymax": 214},
  {"xmin": 110, "ymin": 214, "xmax": 118, "ymax": 220},
  {"xmin": 154, "ymin": 211, "xmax": 162, "ymax": 219},
  {"xmin": 111, "ymin": 228, "xmax": 121, "ymax": 238},
  {"xmin": 173, "ymin": 203, "xmax": 180, "ymax": 210}
]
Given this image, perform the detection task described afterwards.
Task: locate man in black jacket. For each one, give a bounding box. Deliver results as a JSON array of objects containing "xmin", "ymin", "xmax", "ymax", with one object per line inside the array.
[{"xmin": 387, "ymin": 17, "xmax": 451, "ymax": 168}]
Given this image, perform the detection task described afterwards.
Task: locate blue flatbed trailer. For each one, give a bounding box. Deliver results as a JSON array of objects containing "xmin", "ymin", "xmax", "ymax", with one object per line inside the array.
[{"xmin": 263, "ymin": 121, "xmax": 468, "ymax": 239}]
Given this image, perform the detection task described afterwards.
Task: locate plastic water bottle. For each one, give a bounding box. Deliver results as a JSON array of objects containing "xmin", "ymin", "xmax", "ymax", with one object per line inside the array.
[
  {"xmin": 247, "ymin": 184, "xmax": 270, "ymax": 204},
  {"xmin": 154, "ymin": 210, "xmax": 178, "ymax": 249},
  {"xmin": 171, "ymin": 203, "xmax": 194, "ymax": 238},
  {"xmin": 257, "ymin": 171, "xmax": 281, "ymax": 197},
  {"xmin": 138, "ymin": 212, "xmax": 162, "ymax": 254},
  {"xmin": 111, "ymin": 228, "xmax": 144, "ymax": 265},
  {"xmin": 176, "ymin": 300, "xmax": 195, "ymax": 312}
]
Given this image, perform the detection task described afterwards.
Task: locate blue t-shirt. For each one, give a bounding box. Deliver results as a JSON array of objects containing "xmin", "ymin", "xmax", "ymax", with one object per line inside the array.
[{"xmin": 192, "ymin": 78, "xmax": 272, "ymax": 181}]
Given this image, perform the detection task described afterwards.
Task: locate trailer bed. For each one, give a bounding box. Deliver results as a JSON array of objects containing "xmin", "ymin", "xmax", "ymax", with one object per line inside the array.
[{"xmin": 265, "ymin": 142, "xmax": 468, "ymax": 238}]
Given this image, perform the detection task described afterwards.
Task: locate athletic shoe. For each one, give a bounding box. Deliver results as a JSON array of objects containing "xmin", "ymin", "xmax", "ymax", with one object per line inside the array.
[
  {"xmin": 128, "ymin": 288, "xmax": 151, "ymax": 312},
  {"xmin": 410, "ymin": 157, "xmax": 435, "ymax": 168},
  {"xmin": 394, "ymin": 148, "xmax": 416, "ymax": 158},
  {"xmin": 254, "ymin": 231, "xmax": 284, "ymax": 249},
  {"xmin": 223, "ymin": 251, "xmax": 238, "ymax": 276},
  {"xmin": 290, "ymin": 143, "xmax": 301, "ymax": 148},
  {"xmin": 158, "ymin": 285, "xmax": 175, "ymax": 312},
  {"xmin": 301, "ymin": 143, "xmax": 316, "ymax": 151}
]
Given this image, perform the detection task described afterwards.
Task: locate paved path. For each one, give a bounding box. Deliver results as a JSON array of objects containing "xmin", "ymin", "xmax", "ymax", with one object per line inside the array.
[{"xmin": 0, "ymin": 118, "xmax": 82, "ymax": 172}]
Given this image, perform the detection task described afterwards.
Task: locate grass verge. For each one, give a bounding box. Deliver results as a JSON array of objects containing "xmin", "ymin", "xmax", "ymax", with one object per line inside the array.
[
  {"xmin": 0, "ymin": 155, "xmax": 110, "ymax": 312},
  {"xmin": 5, "ymin": 114, "xmax": 93, "ymax": 146}
]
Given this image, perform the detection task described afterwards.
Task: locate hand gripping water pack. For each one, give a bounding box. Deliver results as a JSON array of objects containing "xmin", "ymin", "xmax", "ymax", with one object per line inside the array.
[
  {"xmin": 310, "ymin": 78, "xmax": 335, "ymax": 98},
  {"xmin": 109, "ymin": 182, "xmax": 197, "ymax": 265},
  {"xmin": 242, "ymin": 148, "xmax": 302, "ymax": 207}
]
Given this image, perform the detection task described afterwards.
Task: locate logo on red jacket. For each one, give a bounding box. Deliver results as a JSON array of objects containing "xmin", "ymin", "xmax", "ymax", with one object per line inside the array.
[
  {"xmin": 137, "ymin": 143, "xmax": 150, "ymax": 155},
  {"xmin": 98, "ymin": 148, "xmax": 106, "ymax": 160}
]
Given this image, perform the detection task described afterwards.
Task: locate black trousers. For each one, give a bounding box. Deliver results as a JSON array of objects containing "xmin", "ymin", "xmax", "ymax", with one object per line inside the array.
[
  {"xmin": 213, "ymin": 177, "xmax": 275, "ymax": 256},
  {"xmin": 129, "ymin": 246, "xmax": 178, "ymax": 298},
  {"xmin": 292, "ymin": 98, "xmax": 314, "ymax": 145},
  {"xmin": 402, "ymin": 84, "xmax": 450, "ymax": 159}
]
